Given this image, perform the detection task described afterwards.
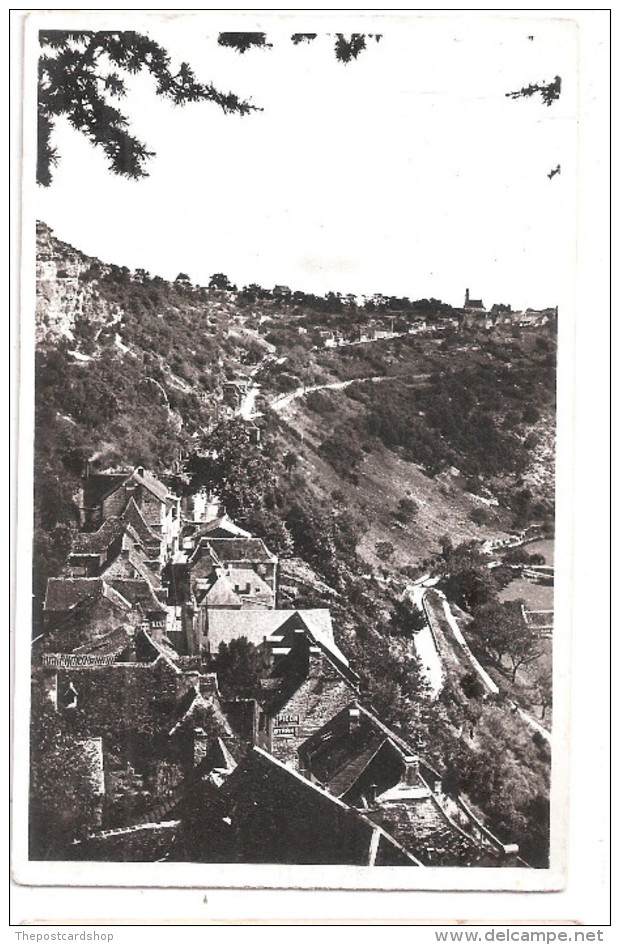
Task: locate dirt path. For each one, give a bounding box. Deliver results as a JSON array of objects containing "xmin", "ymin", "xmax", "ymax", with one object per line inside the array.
[
  {"xmin": 407, "ymin": 581, "xmax": 444, "ymax": 698},
  {"xmin": 237, "ymin": 383, "xmax": 261, "ymax": 420},
  {"xmin": 269, "ymin": 373, "xmax": 428, "ymax": 414}
]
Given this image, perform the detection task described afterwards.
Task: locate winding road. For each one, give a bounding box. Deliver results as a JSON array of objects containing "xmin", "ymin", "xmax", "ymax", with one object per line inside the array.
[{"xmin": 270, "ymin": 373, "xmax": 429, "ymax": 414}]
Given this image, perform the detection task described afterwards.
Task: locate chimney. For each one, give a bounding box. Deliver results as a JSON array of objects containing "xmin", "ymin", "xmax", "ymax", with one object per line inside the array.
[
  {"xmin": 308, "ymin": 644, "xmax": 323, "ymax": 676},
  {"xmin": 465, "ymin": 287, "xmax": 470, "ymax": 307},
  {"xmin": 348, "ymin": 706, "xmax": 361, "ymax": 734},
  {"xmin": 199, "ymin": 672, "xmax": 220, "ymax": 697},
  {"xmin": 176, "ymin": 670, "xmax": 201, "ymax": 698},
  {"xmin": 193, "ymin": 727, "xmax": 209, "ymax": 766},
  {"xmin": 367, "ymin": 782, "xmax": 378, "ymax": 806},
  {"xmin": 403, "ymin": 754, "xmax": 420, "ymax": 785}
]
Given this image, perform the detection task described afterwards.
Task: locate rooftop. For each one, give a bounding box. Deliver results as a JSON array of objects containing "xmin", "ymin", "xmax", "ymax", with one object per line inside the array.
[
  {"xmin": 196, "ymin": 573, "xmax": 242, "ymax": 608},
  {"xmin": 205, "ymin": 537, "xmax": 277, "ymax": 565},
  {"xmin": 71, "ymin": 518, "xmax": 124, "ymax": 555},
  {"xmin": 205, "ymin": 609, "xmax": 343, "ymax": 663},
  {"xmin": 44, "ymin": 577, "xmax": 131, "ymax": 613},
  {"xmin": 197, "ymin": 515, "xmax": 252, "ymax": 540},
  {"xmin": 107, "ymin": 579, "xmax": 166, "ymax": 613}
]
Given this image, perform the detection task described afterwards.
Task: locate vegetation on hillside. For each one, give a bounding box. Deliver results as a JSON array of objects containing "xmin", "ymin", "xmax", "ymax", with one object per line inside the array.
[{"xmin": 33, "ymin": 225, "xmax": 555, "ymax": 865}]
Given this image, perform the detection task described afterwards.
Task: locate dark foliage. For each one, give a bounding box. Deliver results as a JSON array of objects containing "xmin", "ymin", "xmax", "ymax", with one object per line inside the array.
[
  {"xmin": 37, "ymin": 30, "xmax": 256, "ymax": 185},
  {"xmin": 291, "ymin": 34, "xmax": 317, "ymax": 45},
  {"xmin": 217, "ymin": 33, "xmax": 271, "ymax": 54},
  {"xmin": 334, "ymin": 34, "xmax": 367, "ymax": 63},
  {"xmin": 506, "ymin": 75, "xmax": 561, "ymax": 107},
  {"xmin": 215, "ymin": 638, "xmax": 270, "ymax": 698}
]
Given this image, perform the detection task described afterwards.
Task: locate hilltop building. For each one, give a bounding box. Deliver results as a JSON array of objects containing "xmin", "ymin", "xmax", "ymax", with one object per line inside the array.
[{"xmin": 464, "ymin": 288, "xmax": 485, "ymax": 311}]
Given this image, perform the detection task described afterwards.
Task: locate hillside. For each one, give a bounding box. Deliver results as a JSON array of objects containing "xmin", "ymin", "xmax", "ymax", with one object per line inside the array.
[
  {"xmin": 30, "ymin": 222, "xmax": 557, "ymax": 866},
  {"xmin": 33, "ymin": 221, "xmax": 556, "ymax": 605}
]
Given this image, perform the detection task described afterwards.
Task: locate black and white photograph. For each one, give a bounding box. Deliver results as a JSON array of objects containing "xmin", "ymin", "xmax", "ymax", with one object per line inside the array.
[{"xmin": 10, "ymin": 9, "xmax": 610, "ymax": 918}]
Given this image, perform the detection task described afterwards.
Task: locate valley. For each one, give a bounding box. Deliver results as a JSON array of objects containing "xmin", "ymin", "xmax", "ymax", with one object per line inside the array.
[{"xmin": 30, "ymin": 221, "xmax": 557, "ymax": 867}]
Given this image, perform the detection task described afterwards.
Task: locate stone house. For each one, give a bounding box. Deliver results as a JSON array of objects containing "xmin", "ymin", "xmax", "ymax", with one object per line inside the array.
[
  {"xmin": 298, "ymin": 701, "xmax": 517, "ymax": 867},
  {"xmin": 182, "ymin": 746, "xmax": 421, "ymax": 865},
  {"xmin": 77, "ymin": 466, "xmax": 181, "ymax": 560},
  {"xmin": 256, "ymin": 623, "xmax": 359, "ymax": 770}
]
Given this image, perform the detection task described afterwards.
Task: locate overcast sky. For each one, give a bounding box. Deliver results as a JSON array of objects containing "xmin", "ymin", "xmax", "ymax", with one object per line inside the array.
[{"xmin": 33, "ymin": 12, "xmax": 578, "ymax": 310}]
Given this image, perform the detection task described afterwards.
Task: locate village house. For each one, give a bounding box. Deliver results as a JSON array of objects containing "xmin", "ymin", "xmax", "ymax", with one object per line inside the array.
[
  {"xmin": 255, "ymin": 619, "xmax": 359, "ymax": 770},
  {"xmin": 76, "ymin": 466, "xmax": 181, "ymax": 561},
  {"xmin": 169, "ymin": 535, "xmax": 279, "ymax": 654},
  {"xmin": 178, "ymin": 746, "xmax": 421, "ymax": 865},
  {"xmin": 34, "ymin": 461, "xmax": 526, "ymax": 866},
  {"xmin": 222, "ymin": 378, "xmax": 250, "ymax": 410},
  {"xmin": 66, "ymin": 515, "xmax": 163, "ymax": 588},
  {"xmin": 298, "ymin": 702, "xmax": 517, "ymax": 867},
  {"xmin": 33, "ymin": 634, "xmax": 255, "ymax": 844}
]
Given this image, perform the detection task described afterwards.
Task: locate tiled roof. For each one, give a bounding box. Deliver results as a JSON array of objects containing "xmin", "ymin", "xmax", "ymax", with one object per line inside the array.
[
  {"xmin": 169, "ymin": 688, "xmax": 234, "ymax": 738},
  {"xmin": 44, "ymin": 577, "xmax": 133, "ymax": 613},
  {"xmin": 294, "ymin": 611, "xmax": 349, "ymax": 669},
  {"xmin": 71, "ymin": 518, "xmax": 124, "ymax": 555},
  {"xmin": 188, "ymin": 540, "xmax": 221, "ymax": 569},
  {"xmin": 72, "ymin": 626, "xmax": 134, "ymax": 658},
  {"xmin": 205, "ymin": 609, "xmax": 336, "ymax": 655},
  {"xmin": 300, "ymin": 701, "xmax": 441, "ymax": 796},
  {"xmin": 366, "ymin": 795, "xmax": 493, "ymax": 866},
  {"xmin": 326, "ymin": 736, "xmax": 389, "ymax": 799},
  {"xmin": 139, "ymin": 628, "xmax": 179, "ymax": 663},
  {"xmin": 107, "ymin": 579, "xmax": 166, "ymax": 613},
  {"xmin": 131, "ymin": 469, "xmax": 173, "ymax": 505},
  {"xmin": 82, "ymin": 467, "xmax": 175, "ymax": 513},
  {"xmin": 118, "ymin": 550, "xmax": 162, "ymax": 590},
  {"xmin": 44, "ymin": 577, "xmax": 105, "ymax": 612},
  {"xmin": 224, "ymin": 568, "xmax": 273, "ymax": 599},
  {"xmin": 219, "ymin": 747, "xmax": 422, "ymax": 866},
  {"xmin": 121, "ymin": 497, "xmax": 162, "ymax": 545},
  {"xmin": 205, "ymin": 537, "xmax": 276, "ymax": 564},
  {"xmin": 198, "ymin": 573, "xmax": 242, "ymax": 608},
  {"xmin": 198, "ymin": 516, "xmax": 252, "ymax": 539}
]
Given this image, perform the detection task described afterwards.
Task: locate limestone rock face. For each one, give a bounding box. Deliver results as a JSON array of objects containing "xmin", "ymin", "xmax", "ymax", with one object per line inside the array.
[{"xmin": 35, "ymin": 221, "xmax": 121, "ymax": 345}]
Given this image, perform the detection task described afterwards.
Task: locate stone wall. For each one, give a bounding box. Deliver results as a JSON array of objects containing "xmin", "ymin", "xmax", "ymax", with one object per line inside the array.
[{"xmin": 268, "ymin": 652, "xmax": 355, "ymax": 769}]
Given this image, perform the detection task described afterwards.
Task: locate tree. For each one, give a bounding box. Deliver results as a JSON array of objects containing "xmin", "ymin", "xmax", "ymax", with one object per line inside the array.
[
  {"xmin": 375, "ymin": 540, "xmax": 395, "ymax": 562},
  {"xmin": 218, "ymin": 33, "xmax": 272, "ymax": 54},
  {"xmin": 38, "ymin": 29, "xmax": 383, "ymax": 187},
  {"xmin": 529, "ymin": 668, "xmax": 553, "ymax": 720},
  {"xmin": 390, "ymin": 595, "xmax": 426, "ymax": 637},
  {"xmin": 283, "ymin": 450, "xmax": 298, "ymax": 473},
  {"xmin": 443, "ymin": 565, "xmax": 498, "ymax": 613},
  {"xmin": 215, "ymin": 638, "xmax": 270, "ymax": 698},
  {"xmin": 503, "ymin": 621, "xmax": 545, "ymax": 684},
  {"xmin": 208, "ymin": 273, "xmax": 235, "ymax": 291},
  {"xmin": 184, "ymin": 420, "xmax": 276, "ymax": 518},
  {"xmin": 395, "ymin": 496, "xmax": 419, "ymax": 524},
  {"xmin": 470, "ymin": 600, "xmax": 543, "ymax": 682},
  {"xmin": 37, "ymin": 30, "xmax": 257, "ymax": 186}
]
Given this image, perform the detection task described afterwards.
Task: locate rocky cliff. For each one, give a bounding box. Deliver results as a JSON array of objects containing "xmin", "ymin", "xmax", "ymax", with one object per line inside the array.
[{"xmin": 36, "ymin": 222, "xmax": 122, "ymax": 346}]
